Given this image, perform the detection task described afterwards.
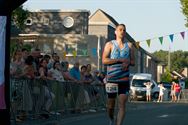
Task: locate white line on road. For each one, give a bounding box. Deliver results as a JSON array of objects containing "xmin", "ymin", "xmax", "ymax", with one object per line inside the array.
[{"xmin": 158, "ymin": 114, "xmax": 169, "ymax": 118}]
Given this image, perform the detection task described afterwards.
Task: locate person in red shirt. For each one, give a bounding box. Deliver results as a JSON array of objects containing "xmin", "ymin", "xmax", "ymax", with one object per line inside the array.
[{"xmin": 174, "ymin": 82, "xmax": 181, "ymax": 102}]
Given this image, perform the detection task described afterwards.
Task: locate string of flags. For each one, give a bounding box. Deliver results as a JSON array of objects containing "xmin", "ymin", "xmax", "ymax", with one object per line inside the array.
[{"xmin": 135, "ymin": 30, "xmax": 188, "ymax": 49}]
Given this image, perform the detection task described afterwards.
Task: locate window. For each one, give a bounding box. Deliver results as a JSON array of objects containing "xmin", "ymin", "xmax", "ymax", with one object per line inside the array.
[
  {"xmin": 77, "ymin": 43, "xmax": 88, "ymax": 56},
  {"xmin": 25, "ymin": 18, "xmax": 32, "ymax": 25},
  {"xmin": 65, "ymin": 43, "xmax": 88, "ymax": 56},
  {"xmin": 65, "ymin": 44, "xmax": 76, "ymax": 56}
]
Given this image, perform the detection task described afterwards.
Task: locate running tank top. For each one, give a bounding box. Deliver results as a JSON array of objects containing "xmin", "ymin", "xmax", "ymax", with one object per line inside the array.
[{"xmin": 106, "ymin": 40, "xmax": 130, "ymax": 84}]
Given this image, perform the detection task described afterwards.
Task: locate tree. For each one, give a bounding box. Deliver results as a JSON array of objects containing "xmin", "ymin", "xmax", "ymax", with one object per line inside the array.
[
  {"xmin": 11, "ymin": 5, "xmax": 29, "ymax": 29},
  {"xmin": 161, "ymin": 68, "xmax": 172, "ymax": 82},
  {"xmin": 152, "ymin": 50, "xmax": 188, "ymax": 72},
  {"xmin": 180, "ymin": 0, "xmax": 188, "ymax": 27}
]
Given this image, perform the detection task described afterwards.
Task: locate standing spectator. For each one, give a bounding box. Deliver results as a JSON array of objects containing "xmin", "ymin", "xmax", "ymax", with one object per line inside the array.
[
  {"xmin": 48, "ymin": 61, "xmax": 64, "ymax": 82},
  {"xmin": 38, "ymin": 59, "xmax": 55, "ymax": 115},
  {"xmin": 47, "ymin": 53, "xmax": 60, "ymax": 69},
  {"xmin": 10, "ymin": 50, "xmax": 25, "ymax": 77},
  {"xmin": 69, "ymin": 61, "xmax": 81, "ymax": 112},
  {"xmin": 170, "ymin": 81, "xmax": 176, "ymax": 102},
  {"xmin": 157, "ymin": 82, "xmax": 166, "ymax": 102},
  {"xmin": 69, "ymin": 61, "xmax": 81, "ymax": 81},
  {"xmin": 61, "ymin": 61, "xmax": 76, "ymax": 81},
  {"xmin": 174, "ymin": 82, "xmax": 181, "ymax": 102},
  {"xmin": 144, "ymin": 81, "xmax": 153, "ymax": 102},
  {"xmin": 21, "ymin": 48, "xmax": 29, "ymax": 64},
  {"xmin": 31, "ymin": 48, "xmax": 41, "ymax": 76}
]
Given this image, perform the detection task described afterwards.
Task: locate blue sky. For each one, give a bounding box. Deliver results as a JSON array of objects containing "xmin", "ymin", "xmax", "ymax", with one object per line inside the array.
[{"xmin": 23, "ymin": 0, "xmax": 188, "ymax": 53}]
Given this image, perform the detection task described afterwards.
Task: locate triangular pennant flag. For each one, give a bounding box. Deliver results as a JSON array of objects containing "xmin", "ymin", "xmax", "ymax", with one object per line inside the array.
[
  {"xmin": 159, "ymin": 37, "xmax": 163, "ymax": 45},
  {"xmin": 146, "ymin": 39, "xmax": 151, "ymax": 47},
  {"xmin": 135, "ymin": 42, "xmax": 140, "ymax": 49},
  {"xmin": 72, "ymin": 50, "xmax": 77, "ymax": 58},
  {"xmin": 180, "ymin": 31, "xmax": 185, "ymax": 39},
  {"xmin": 82, "ymin": 49, "xmax": 87, "ymax": 56},
  {"xmin": 169, "ymin": 34, "xmax": 174, "ymax": 42},
  {"xmin": 63, "ymin": 51, "xmax": 66, "ymax": 58}
]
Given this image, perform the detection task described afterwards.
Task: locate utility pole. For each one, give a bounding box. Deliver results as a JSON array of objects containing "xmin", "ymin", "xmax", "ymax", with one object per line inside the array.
[{"xmin": 168, "ymin": 44, "xmax": 171, "ymax": 71}]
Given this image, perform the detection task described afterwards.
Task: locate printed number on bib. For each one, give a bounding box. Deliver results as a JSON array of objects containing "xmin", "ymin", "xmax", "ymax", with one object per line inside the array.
[{"xmin": 105, "ymin": 83, "xmax": 118, "ymax": 93}]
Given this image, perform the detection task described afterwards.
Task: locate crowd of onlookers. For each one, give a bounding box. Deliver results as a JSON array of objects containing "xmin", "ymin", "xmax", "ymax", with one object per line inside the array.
[{"xmin": 10, "ymin": 48, "xmax": 106, "ymax": 121}]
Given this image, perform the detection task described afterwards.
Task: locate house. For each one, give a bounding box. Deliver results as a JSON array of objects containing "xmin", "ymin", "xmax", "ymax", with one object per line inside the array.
[
  {"xmin": 180, "ymin": 67, "xmax": 188, "ymax": 78},
  {"xmin": 88, "ymin": 9, "xmax": 160, "ymax": 81},
  {"xmin": 11, "ymin": 9, "xmax": 160, "ymax": 81}
]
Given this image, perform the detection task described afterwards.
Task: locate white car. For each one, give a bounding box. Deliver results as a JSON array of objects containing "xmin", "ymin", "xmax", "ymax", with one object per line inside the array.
[{"xmin": 129, "ymin": 73, "xmax": 160, "ymax": 101}]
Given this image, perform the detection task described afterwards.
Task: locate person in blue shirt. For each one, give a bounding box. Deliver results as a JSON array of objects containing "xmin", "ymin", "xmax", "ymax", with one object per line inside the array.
[
  {"xmin": 69, "ymin": 61, "xmax": 81, "ymax": 80},
  {"xmin": 68, "ymin": 61, "xmax": 81, "ymax": 112}
]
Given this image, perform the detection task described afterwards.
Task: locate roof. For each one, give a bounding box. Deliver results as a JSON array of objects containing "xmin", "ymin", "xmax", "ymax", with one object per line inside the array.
[
  {"xmin": 89, "ymin": 9, "xmax": 118, "ymax": 27},
  {"xmin": 32, "ymin": 9, "xmax": 90, "ymax": 13},
  {"xmin": 97, "ymin": 9, "xmax": 118, "ymax": 26}
]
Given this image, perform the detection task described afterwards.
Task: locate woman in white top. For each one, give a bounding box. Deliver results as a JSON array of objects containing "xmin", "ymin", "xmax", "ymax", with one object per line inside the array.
[
  {"xmin": 144, "ymin": 81, "xmax": 153, "ymax": 102},
  {"xmin": 48, "ymin": 61, "xmax": 64, "ymax": 82},
  {"xmin": 157, "ymin": 82, "xmax": 166, "ymax": 102}
]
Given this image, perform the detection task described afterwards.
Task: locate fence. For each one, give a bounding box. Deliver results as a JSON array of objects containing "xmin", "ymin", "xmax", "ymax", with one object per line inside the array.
[
  {"xmin": 10, "ymin": 77, "xmax": 107, "ymax": 123},
  {"xmin": 179, "ymin": 89, "xmax": 188, "ymax": 102}
]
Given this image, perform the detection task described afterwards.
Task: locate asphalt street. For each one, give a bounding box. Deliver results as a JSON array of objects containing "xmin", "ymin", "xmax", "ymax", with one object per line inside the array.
[
  {"xmin": 61, "ymin": 102, "xmax": 188, "ymax": 125},
  {"xmin": 14, "ymin": 102, "xmax": 188, "ymax": 125}
]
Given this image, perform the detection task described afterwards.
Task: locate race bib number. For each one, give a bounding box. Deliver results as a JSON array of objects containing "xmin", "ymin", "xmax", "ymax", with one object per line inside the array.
[{"xmin": 105, "ymin": 83, "xmax": 118, "ymax": 93}]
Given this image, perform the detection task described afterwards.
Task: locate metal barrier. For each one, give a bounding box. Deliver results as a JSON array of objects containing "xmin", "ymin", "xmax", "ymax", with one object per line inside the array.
[
  {"xmin": 179, "ymin": 89, "xmax": 188, "ymax": 103},
  {"xmin": 10, "ymin": 77, "xmax": 107, "ymax": 122}
]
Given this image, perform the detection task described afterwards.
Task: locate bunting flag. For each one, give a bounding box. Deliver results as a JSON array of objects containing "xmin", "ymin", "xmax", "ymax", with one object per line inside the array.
[
  {"xmin": 135, "ymin": 42, "xmax": 140, "ymax": 49},
  {"xmin": 63, "ymin": 51, "xmax": 66, "ymax": 58},
  {"xmin": 82, "ymin": 49, "xmax": 87, "ymax": 56},
  {"xmin": 92, "ymin": 48, "xmax": 97, "ymax": 57},
  {"xmin": 169, "ymin": 34, "xmax": 174, "ymax": 42},
  {"xmin": 146, "ymin": 39, "xmax": 151, "ymax": 47},
  {"xmin": 72, "ymin": 50, "xmax": 77, "ymax": 58},
  {"xmin": 159, "ymin": 37, "xmax": 163, "ymax": 45},
  {"xmin": 180, "ymin": 31, "xmax": 185, "ymax": 39}
]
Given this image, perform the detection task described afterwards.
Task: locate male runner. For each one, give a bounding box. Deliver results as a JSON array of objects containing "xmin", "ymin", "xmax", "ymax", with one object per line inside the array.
[{"xmin": 102, "ymin": 24, "xmax": 135, "ymax": 125}]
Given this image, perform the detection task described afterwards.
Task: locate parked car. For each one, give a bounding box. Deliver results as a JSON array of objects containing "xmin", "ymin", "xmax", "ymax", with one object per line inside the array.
[{"xmin": 129, "ymin": 73, "xmax": 160, "ymax": 101}]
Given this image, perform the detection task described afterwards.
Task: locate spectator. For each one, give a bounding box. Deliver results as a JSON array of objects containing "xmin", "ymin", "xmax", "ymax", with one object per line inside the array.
[
  {"xmin": 10, "ymin": 49, "xmax": 25, "ymax": 77},
  {"xmin": 69, "ymin": 61, "xmax": 81, "ymax": 81},
  {"xmin": 61, "ymin": 61, "xmax": 76, "ymax": 81},
  {"xmin": 69, "ymin": 61, "xmax": 81, "ymax": 113},
  {"xmin": 47, "ymin": 53, "xmax": 60, "ymax": 69},
  {"xmin": 174, "ymin": 82, "xmax": 181, "ymax": 102},
  {"xmin": 157, "ymin": 82, "xmax": 166, "ymax": 102},
  {"xmin": 21, "ymin": 48, "xmax": 29, "ymax": 63},
  {"xmin": 39, "ymin": 59, "xmax": 55, "ymax": 116},
  {"xmin": 23, "ymin": 55, "xmax": 35, "ymax": 79},
  {"xmin": 144, "ymin": 81, "xmax": 153, "ymax": 102},
  {"xmin": 171, "ymin": 81, "xmax": 176, "ymax": 102},
  {"xmin": 48, "ymin": 61, "xmax": 64, "ymax": 82}
]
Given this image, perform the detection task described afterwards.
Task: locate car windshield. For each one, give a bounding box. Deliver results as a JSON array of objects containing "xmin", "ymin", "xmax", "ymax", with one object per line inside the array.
[{"xmin": 132, "ymin": 79, "xmax": 150, "ymax": 87}]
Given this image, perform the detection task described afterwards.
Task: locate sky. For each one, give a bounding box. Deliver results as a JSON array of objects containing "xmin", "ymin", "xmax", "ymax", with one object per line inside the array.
[{"xmin": 23, "ymin": 0, "xmax": 188, "ymax": 53}]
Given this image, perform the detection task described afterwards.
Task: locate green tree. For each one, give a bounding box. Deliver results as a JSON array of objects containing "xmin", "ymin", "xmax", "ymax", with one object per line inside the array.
[
  {"xmin": 161, "ymin": 68, "xmax": 172, "ymax": 82},
  {"xmin": 11, "ymin": 5, "xmax": 29, "ymax": 29},
  {"xmin": 180, "ymin": 0, "xmax": 188, "ymax": 27},
  {"xmin": 153, "ymin": 50, "xmax": 188, "ymax": 72}
]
